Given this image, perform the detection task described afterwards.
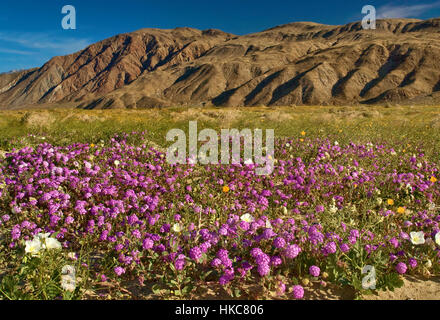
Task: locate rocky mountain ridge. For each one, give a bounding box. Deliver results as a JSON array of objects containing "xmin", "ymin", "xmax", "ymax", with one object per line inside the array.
[{"xmin": 1, "ymin": 18, "xmax": 440, "ymax": 109}]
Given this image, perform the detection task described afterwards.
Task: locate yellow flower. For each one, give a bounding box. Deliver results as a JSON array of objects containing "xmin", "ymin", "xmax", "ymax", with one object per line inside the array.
[
  {"xmin": 430, "ymin": 176, "xmax": 437, "ymax": 183},
  {"xmin": 397, "ymin": 207, "xmax": 405, "ymax": 214},
  {"xmin": 222, "ymin": 186, "xmax": 230, "ymax": 193},
  {"xmin": 301, "ymin": 131, "xmax": 306, "ymax": 136},
  {"xmin": 90, "ymin": 144, "xmax": 95, "ymax": 148},
  {"xmin": 300, "ymin": 138, "xmax": 304, "ymax": 142},
  {"xmin": 387, "ymin": 199, "xmax": 394, "ymax": 206}
]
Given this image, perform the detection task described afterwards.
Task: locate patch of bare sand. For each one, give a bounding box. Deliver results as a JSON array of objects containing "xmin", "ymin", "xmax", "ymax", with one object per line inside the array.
[
  {"xmin": 83, "ymin": 275, "xmax": 440, "ymax": 300},
  {"xmin": 178, "ymin": 277, "xmax": 440, "ymax": 300},
  {"xmin": 363, "ymin": 275, "xmax": 440, "ymax": 300},
  {"xmin": 86, "ymin": 279, "xmax": 356, "ymax": 300}
]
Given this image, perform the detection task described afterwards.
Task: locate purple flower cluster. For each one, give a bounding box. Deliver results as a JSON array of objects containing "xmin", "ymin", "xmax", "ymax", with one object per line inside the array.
[{"xmin": 1, "ymin": 132, "xmax": 440, "ymax": 298}]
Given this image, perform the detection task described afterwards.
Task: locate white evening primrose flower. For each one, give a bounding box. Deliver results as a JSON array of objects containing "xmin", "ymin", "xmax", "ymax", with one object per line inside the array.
[
  {"xmin": 172, "ymin": 223, "xmax": 182, "ymax": 233},
  {"xmin": 376, "ymin": 198, "xmax": 383, "ymax": 206},
  {"xmin": 428, "ymin": 202, "xmax": 436, "ymax": 211},
  {"xmin": 410, "ymin": 231, "xmax": 425, "ymax": 245},
  {"xmin": 329, "ymin": 205, "xmax": 338, "ymax": 214},
  {"xmin": 114, "ymin": 160, "xmax": 120, "ymax": 166},
  {"xmin": 45, "ymin": 237, "xmax": 62, "ymax": 250},
  {"xmin": 435, "ymin": 232, "xmax": 440, "ymax": 246},
  {"xmin": 334, "ymin": 141, "xmax": 339, "ymax": 146},
  {"xmin": 37, "ymin": 232, "xmax": 51, "ymax": 240},
  {"xmin": 390, "ymin": 151, "xmax": 397, "ymax": 156},
  {"xmin": 240, "ymin": 214, "xmax": 255, "ymax": 223},
  {"xmin": 244, "ymin": 158, "xmax": 253, "ymax": 165},
  {"xmin": 282, "ymin": 206, "xmax": 288, "ymax": 215},
  {"xmin": 25, "ymin": 238, "xmax": 41, "ymax": 257},
  {"xmin": 266, "ymin": 219, "xmax": 273, "ymax": 229}
]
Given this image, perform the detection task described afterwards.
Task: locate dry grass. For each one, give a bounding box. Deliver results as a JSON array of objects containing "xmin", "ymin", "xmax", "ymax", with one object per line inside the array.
[{"xmin": 0, "ymin": 104, "xmax": 440, "ymax": 159}]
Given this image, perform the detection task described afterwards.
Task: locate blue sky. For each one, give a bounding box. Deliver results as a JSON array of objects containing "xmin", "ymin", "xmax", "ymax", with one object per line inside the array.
[{"xmin": 0, "ymin": 0, "xmax": 439, "ymax": 72}]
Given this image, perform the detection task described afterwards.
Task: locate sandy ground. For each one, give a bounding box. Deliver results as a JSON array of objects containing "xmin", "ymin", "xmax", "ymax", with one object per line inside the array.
[
  {"xmin": 362, "ymin": 275, "xmax": 440, "ymax": 300},
  {"xmin": 1, "ymin": 270, "xmax": 439, "ymax": 300},
  {"xmin": 87, "ymin": 275, "xmax": 440, "ymax": 300},
  {"xmin": 190, "ymin": 276, "xmax": 440, "ymax": 300}
]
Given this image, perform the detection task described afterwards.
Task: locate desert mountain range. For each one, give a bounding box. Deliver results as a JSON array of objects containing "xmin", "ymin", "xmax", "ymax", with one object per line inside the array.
[{"xmin": 1, "ymin": 18, "xmax": 440, "ymax": 109}]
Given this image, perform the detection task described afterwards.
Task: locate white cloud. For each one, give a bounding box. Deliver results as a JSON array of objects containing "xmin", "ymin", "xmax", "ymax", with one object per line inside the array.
[
  {"xmin": 0, "ymin": 32, "xmax": 92, "ymax": 55},
  {"xmin": 0, "ymin": 48, "xmax": 33, "ymax": 55},
  {"xmin": 377, "ymin": 2, "xmax": 440, "ymax": 19}
]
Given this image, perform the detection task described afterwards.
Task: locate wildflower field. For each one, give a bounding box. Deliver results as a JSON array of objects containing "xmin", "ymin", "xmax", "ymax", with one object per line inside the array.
[{"xmin": 1, "ymin": 105, "xmax": 440, "ymax": 300}]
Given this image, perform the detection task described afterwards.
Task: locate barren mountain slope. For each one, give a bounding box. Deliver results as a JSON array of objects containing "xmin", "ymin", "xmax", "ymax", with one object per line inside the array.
[{"xmin": 1, "ymin": 18, "xmax": 440, "ymax": 109}]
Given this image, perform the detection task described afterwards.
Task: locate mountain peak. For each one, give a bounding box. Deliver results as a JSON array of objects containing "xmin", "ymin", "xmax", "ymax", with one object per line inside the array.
[{"xmin": 1, "ymin": 18, "xmax": 440, "ymax": 109}]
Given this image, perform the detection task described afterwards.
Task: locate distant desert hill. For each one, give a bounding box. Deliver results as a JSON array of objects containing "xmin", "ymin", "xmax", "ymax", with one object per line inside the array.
[{"xmin": 1, "ymin": 18, "xmax": 440, "ymax": 109}]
